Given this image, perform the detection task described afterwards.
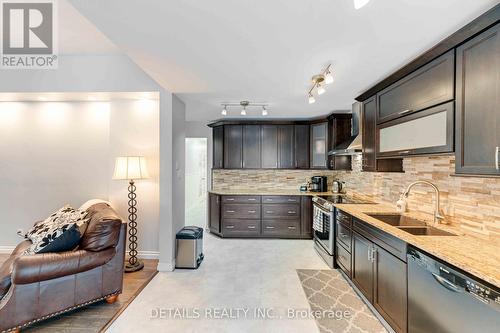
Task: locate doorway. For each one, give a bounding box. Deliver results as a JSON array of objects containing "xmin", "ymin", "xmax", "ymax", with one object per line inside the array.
[{"xmin": 185, "ymin": 138, "xmax": 208, "ymax": 228}]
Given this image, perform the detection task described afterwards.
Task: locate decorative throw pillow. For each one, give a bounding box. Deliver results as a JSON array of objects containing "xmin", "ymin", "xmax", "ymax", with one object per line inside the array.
[{"xmin": 25, "ymin": 205, "xmax": 89, "ymax": 254}]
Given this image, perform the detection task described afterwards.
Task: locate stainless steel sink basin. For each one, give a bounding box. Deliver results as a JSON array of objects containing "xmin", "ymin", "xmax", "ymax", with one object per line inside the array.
[
  {"xmin": 397, "ymin": 226, "xmax": 457, "ymax": 236},
  {"xmin": 366, "ymin": 213, "xmax": 426, "ymax": 227}
]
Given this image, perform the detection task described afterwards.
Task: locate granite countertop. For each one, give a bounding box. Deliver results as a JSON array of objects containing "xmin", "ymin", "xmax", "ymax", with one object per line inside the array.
[
  {"xmin": 335, "ymin": 203, "xmax": 500, "ymax": 288},
  {"xmin": 208, "ymin": 189, "xmax": 333, "ymax": 196}
]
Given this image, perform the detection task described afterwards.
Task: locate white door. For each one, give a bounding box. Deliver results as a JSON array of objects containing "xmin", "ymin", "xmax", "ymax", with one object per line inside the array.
[{"xmin": 185, "ymin": 138, "xmax": 208, "ymax": 228}]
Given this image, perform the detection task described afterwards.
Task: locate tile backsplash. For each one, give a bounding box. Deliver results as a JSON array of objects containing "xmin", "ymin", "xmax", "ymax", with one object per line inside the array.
[{"xmin": 212, "ymin": 155, "xmax": 500, "ymax": 240}]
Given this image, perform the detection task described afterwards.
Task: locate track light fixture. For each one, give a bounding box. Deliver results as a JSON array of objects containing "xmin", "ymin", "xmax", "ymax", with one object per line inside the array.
[
  {"xmin": 220, "ymin": 101, "xmax": 269, "ymax": 116},
  {"xmin": 307, "ymin": 64, "xmax": 333, "ymax": 104}
]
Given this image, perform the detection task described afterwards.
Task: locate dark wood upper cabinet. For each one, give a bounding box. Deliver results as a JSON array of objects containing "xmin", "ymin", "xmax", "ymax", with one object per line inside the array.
[
  {"xmin": 310, "ymin": 122, "xmax": 328, "ymax": 169},
  {"xmin": 294, "ymin": 124, "xmax": 310, "ymax": 169},
  {"xmin": 212, "ymin": 125, "xmax": 224, "ymax": 169},
  {"xmin": 328, "ymin": 114, "xmax": 352, "ymax": 151},
  {"xmin": 377, "ymin": 50, "xmax": 454, "ymax": 124},
  {"xmin": 352, "ymin": 231, "xmax": 374, "ymax": 303},
  {"xmin": 362, "ymin": 96, "xmax": 377, "ymax": 172},
  {"xmin": 278, "ymin": 125, "xmax": 294, "ymax": 169},
  {"xmin": 242, "ymin": 125, "xmax": 261, "ymax": 169},
  {"xmin": 455, "ymin": 23, "xmax": 500, "ymax": 176},
  {"xmin": 224, "ymin": 125, "xmax": 243, "ymax": 168},
  {"xmin": 261, "ymin": 125, "xmax": 278, "ymax": 168},
  {"xmin": 208, "ymin": 193, "xmax": 221, "ymax": 235},
  {"xmin": 373, "ymin": 245, "xmax": 408, "ymax": 333}
]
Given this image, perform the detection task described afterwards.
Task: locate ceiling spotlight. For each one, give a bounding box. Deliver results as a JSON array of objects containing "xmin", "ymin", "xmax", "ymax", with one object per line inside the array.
[
  {"xmin": 324, "ymin": 70, "xmax": 334, "ymax": 85},
  {"xmin": 308, "ymin": 93, "xmax": 316, "ymax": 104},
  {"xmin": 241, "ymin": 107, "xmax": 247, "ymax": 116},
  {"xmin": 262, "ymin": 106, "xmax": 268, "ymax": 116},
  {"xmin": 354, "ymin": 0, "xmax": 370, "ymax": 10},
  {"xmin": 221, "ymin": 106, "xmax": 227, "ymax": 116},
  {"xmin": 317, "ymin": 83, "xmax": 326, "ymax": 95}
]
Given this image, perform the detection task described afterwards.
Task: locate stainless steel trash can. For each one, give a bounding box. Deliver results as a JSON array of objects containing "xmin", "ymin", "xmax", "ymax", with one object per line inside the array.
[{"xmin": 176, "ymin": 226, "xmax": 204, "ymax": 269}]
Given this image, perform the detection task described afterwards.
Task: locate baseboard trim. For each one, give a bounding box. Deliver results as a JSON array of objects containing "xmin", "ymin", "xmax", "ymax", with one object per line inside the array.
[
  {"xmin": 157, "ymin": 260, "xmax": 175, "ymax": 272},
  {"xmin": 127, "ymin": 250, "xmax": 160, "ymax": 260},
  {"xmin": 0, "ymin": 246, "xmax": 15, "ymax": 254}
]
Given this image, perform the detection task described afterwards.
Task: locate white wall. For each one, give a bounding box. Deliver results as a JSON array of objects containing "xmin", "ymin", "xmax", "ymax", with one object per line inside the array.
[
  {"xmin": 185, "ymin": 121, "xmax": 212, "ymax": 190},
  {"xmin": 0, "ymin": 99, "xmax": 161, "ymax": 254}
]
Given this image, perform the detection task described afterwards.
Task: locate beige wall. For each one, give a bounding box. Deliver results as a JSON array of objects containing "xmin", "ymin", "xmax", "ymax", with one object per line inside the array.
[{"xmin": 212, "ymin": 155, "xmax": 500, "ymax": 240}]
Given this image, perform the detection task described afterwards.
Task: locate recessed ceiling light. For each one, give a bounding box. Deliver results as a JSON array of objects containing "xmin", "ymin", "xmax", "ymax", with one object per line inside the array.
[
  {"xmin": 354, "ymin": 0, "xmax": 370, "ymax": 10},
  {"xmin": 308, "ymin": 94, "xmax": 316, "ymax": 104},
  {"xmin": 241, "ymin": 107, "xmax": 247, "ymax": 116}
]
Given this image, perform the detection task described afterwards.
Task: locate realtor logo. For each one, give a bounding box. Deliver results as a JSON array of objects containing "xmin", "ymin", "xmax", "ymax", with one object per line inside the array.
[{"xmin": 1, "ymin": 0, "xmax": 57, "ymax": 69}]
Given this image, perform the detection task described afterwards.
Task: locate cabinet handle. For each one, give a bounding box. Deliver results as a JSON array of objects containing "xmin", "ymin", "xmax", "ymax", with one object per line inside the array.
[
  {"xmin": 248, "ymin": 198, "xmax": 256, "ymax": 201},
  {"xmin": 266, "ymin": 211, "xmax": 274, "ymax": 214},
  {"xmin": 266, "ymin": 199, "xmax": 273, "ymax": 202},
  {"xmin": 247, "ymin": 226, "xmax": 256, "ymax": 229},
  {"xmin": 371, "ymin": 248, "xmax": 377, "ymax": 263},
  {"xmin": 288, "ymin": 211, "xmax": 296, "ymax": 214},
  {"xmin": 287, "ymin": 199, "xmax": 296, "ymax": 202},
  {"xmin": 496, "ymin": 147, "xmax": 499, "ymax": 171},
  {"xmin": 226, "ymin": 198, "xmax": 235, "ymax": 201},
  {"xmin": 226, "ymin": 210, "xmax": 235, "ymax": 213},
  {"xmin": 266, "ymin": 226, "xmax": 275, "ymax": 229},
  {"xmin": 248, "ymin": 210, "xmax": 256, "ymax": 213},
  {"xmin": 399, "ymin": 150, "xmax": 410, "ymax": 155},
  {"xmin": 340, "ymin": 232, "xmax": 348, "ymax": 238},
  {"xmin": 288, "ymin": 226, "xmax": 296, "ymax": 230},
  {"xmin": 226, "ymin": 225, "xmax": 235, "ymax": 229},
  {"xmin": 398, "ymin": 109, "xmax": 413, "ymax": 115},
  {"xmin": 367, "ymin": 248, "xmax": 372, "ymax": 262}
]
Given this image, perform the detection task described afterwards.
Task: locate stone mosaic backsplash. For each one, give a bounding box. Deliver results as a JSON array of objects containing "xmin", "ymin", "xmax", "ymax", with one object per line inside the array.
[{"xmin": 212, "ymin": 155, "xmax": 500, "ymax": 240}]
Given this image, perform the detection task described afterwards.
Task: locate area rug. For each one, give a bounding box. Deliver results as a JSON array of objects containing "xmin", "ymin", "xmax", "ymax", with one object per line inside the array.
[{"xmin": 297, "ymin": 269, "xmax": 387, "ymax": 333}]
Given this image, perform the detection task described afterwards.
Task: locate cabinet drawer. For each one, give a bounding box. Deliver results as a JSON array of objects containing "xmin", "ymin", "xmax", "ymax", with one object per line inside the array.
[
  {"xmin": 336, "ymin": 220, "xmax": 352, "ymax": 252},
  {"xmin": 222, "ymin": 204, "xmax": 261, "ymax": 219},
  {"xmin": 261, "ymin": 196, "xmax": 300, "ymax": 204},
  {"xmin": 336, "ymin": 209, "xmax": 352, "ymax": 225},
  {"xmin": 262, "ymin": 220, "xmax": 300, "ymax": 237},
  {"xmin": 222, "ymin": 196, "xmax": 261, "ymax": 204},
  {"xmin": 222, "ymin": 219, "xmax": 260, "ymax": 237},
  {"xmin": 377, "ymin": 50, "xmax": 454, "ymax": 124},
  {"xmin": 353, "ymin": 218, "xmax": 407, "ymax": 262},
  {"xmin": 262, "ymin": 204, "xmax": 300, "ymax": 219},
  {"xmin": 336, "ymin": 243, "xmax": 352, "ymax": 277}
]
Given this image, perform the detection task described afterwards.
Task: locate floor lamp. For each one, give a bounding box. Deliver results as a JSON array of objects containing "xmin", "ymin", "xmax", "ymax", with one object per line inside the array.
[{"xmin": 113, "ymin": 156, "xmax": 149, "ymax": 273}]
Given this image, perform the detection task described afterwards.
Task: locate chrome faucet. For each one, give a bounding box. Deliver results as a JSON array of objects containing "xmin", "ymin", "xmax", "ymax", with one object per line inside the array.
[{"xmin": 402, "ymin": 181, "xmax": 445, "ymax": 225}]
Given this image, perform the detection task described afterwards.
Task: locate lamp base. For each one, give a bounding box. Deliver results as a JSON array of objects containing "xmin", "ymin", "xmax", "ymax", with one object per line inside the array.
[{"xmin": 125, "ymin": 259, "xmax": 144, "ymax": 273}]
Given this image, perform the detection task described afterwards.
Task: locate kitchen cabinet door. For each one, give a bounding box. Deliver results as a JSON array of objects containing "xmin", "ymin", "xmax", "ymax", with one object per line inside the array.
[
  {"xmin": 362, "ymin": 96, "xmax": 377, "ymax": 171},
  {"xmin": 261, "ymin": 125, "xmax": 279, "ymax": 168},
  {"xmin": 377, "ymin": 50, "xmax": 454, "ymax": 124},
  {"xmin": 242, "ymin": 125, "xmax": 261, "ymax": 169},
  {"xmin": 300, "ymin": 196, "xmax": 312, "ymax": 238},
  {"xmin": 373, "ymin": 245, "xmax": 407, "ymax": 333},
  {"xmin": 352, "ymin": 232, "xmax": 374, "ymax": 302},
  {"xmin": 456, "ymin": 23, "xmax": 500, "ymax": 175},
  {"xmin": 209, "ymin": 193, "xmax": 221, "ymax": 234},
  {"xmin": 310, "ymin": 122, "xmax": 328, "ymax": 168},
  {"xmin": 278, "ymin": 125, "xmax": 294, "ymax": 169},
  {"xmin": 294, "ymin": 125, "xmax": 310, "ymax": 169},
  {"xmin": 212, "ymin": 126, "xmax": 224, "ymax": 169},
  {"xmin": 224, "ymin": 125, "xmax": 243, "ymax": 168}
]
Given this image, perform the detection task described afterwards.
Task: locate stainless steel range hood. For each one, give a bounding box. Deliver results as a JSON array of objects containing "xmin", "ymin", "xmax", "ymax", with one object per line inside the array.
[{"xmin": 328, "ymin": 102, "xmax": 363, "ymax": 156}]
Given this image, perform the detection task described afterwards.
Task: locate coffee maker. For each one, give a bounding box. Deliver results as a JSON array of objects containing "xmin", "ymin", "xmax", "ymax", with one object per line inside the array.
[{"xmin": 310, "ymin": 176, "xmax": 328, "ymax": 192}]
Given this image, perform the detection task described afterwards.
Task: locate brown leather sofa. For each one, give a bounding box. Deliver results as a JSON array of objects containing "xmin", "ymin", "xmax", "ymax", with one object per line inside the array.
[{"xmin": 0, "ymin": 203, "xmax": 126, "ymax": 333}]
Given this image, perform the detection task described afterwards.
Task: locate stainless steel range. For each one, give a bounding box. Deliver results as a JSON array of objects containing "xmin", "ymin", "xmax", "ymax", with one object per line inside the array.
[{"xmin": 312, "ymin": 195, "xmax": 374, "ymax": 268}]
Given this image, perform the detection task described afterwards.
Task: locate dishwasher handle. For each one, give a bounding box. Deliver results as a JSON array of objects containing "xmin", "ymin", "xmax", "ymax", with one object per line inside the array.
[{"xmin": 432, "ymin": 273, "xmax": 463, "ymax": 293}]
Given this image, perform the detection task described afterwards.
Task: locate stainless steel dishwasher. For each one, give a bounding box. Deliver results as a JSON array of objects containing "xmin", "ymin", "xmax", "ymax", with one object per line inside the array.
[{"xmin": 407, "ymin": 247, "xmax": 500, "ymax": 333}]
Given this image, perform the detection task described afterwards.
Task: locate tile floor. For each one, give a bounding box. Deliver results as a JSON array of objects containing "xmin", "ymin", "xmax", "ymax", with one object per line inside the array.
[{"xmin": 108, "ymin": 234, "xmax": 338, "ymax": 332}]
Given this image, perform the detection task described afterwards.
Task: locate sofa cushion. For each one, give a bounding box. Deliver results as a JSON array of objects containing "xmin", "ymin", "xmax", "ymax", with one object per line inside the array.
[
  {"xmin": 0, "ymin": 240, "xmax": 31, "ymax": 300},
  {"xmin": 80, "ymin": 203, "xmax": 122, "ymax": 252},
  {"xmin": 25, "ymin": 205, "xmax": 89, "ymax": 254}
]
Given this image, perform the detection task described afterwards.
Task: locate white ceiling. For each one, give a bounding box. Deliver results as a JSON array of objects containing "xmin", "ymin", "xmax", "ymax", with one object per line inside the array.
[
  {"xmin": 0, "ymin": 91, "xmax": 158, "ymax": 102},
  {"xmin": 64, "ymin": 0, "xmax": 498, "ymax": 120}
]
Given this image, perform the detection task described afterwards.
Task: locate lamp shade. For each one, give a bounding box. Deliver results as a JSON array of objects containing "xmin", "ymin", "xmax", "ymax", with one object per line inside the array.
[{"xmin": 113, "ymin": 156, "xmax": 149, "ymax": 180}]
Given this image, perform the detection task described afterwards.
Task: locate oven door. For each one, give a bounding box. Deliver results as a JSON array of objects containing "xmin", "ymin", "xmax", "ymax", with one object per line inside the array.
[{"xmin": 313, "ymin": 204, "xmax": 334, "ymax": 255}]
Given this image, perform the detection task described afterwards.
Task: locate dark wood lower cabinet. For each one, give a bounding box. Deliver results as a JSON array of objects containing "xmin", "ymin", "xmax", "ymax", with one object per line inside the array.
[
  {"xmin": 210, "ymin": 194, "xmax": 312, "ymax": 239},
  {"xmin": 373, "ymin": 245, "xmax": 407, "ymax": 333},
  {"xmin": 208, "ymin": 193, "xmax": 221, "ymax": 235},
  {"xmin": 352, "ymin": 232, "xmax": 374, "ymax": 303}
]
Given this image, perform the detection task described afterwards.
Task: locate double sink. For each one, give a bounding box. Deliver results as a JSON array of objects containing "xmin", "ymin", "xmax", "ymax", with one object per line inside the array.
[{"xmin": 366, "ymin": 214, "xmax": 457, "ymax": 236}]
